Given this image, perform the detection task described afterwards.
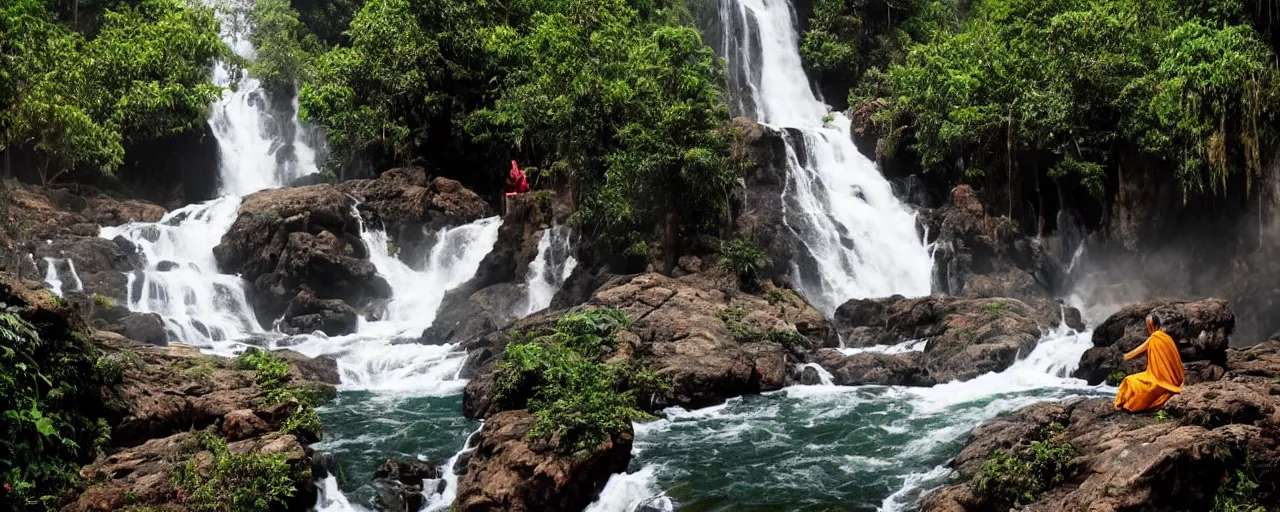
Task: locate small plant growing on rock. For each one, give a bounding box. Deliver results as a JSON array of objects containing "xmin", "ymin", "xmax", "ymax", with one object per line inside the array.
[
  {"xmin": 765, "ymin": 289, "xmax": 787, "ymax": 306},
  {"xmin": 1213, "ymin": 467, "xmax": 1266, "ymax": 512},
  {"xmin": 717, "ymin": 238, "xmax": 770, "ymax": 287},
  {"xmin": 91, "ymin": 294, "xmax": 116, "ymax": 309},
  {"xmin": 172, "ymin": 432, "xmax": 297, "ymax": 512},
  {"xmin": 235, "ymin": 349, "xmax": 332, "ymax": 441},
  {"xmin": 973, "ymin": 430, "xmax": 1075, "ymax": 510},
  {"xmin": 1106, "ymin": 371, "xmax": 1128, "ymax": 386},
  {"xmin": 1154, "ymin": 409, "xmax": 1171, "ymax": 423}
]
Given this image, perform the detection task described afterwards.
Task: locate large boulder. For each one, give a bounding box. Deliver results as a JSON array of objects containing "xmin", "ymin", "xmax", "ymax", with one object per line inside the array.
[
  {"xmin": 827, "ymin": 295, "xmax": 1073, "ymax": 384},
  {"xmin": 423, "ymin": 192, "xmax": 569, "ymax": 346},
  {"xmin": 214, "ymin": 185, "xmax": 390, "ymax": 333},
  {"xmin": 454, "ymin": 410, "xmax": 631, "ymax": 512},
  {"xmin": 337, "ymin": 167, "xmax": 492, "ymax": 263},
  {"xmin": 1073, "ymin": 298, "xmax": 1234, "ymax": 384},
  {"xmin": 918, "ymin": 185, "xmax": 1070, "ymax": 316},
  {"xmin": 462, "ymin": 272, "xmax": 836, "ymax": 418},
  {"xmin": 372, "ymin": 458, "xmax": 443, "ymax": 512}
]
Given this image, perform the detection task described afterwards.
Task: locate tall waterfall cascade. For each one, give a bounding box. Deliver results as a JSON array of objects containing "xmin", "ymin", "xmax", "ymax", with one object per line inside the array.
[{"xmin": 720, "ymin": 0, "xmax": 933, "ymax": 313}]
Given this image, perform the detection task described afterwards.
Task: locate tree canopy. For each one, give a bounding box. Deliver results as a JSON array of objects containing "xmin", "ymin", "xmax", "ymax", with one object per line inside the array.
[
  {"xmin": 810, "ymin": 0, "xmax": 1280, "ymax": 205},
  {"xmin": 0, "ymin": 0, "xmax": 225, "ymax": 182}
]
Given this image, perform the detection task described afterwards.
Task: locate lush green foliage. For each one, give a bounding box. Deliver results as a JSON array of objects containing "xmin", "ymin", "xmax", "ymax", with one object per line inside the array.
[
  {"xmin": 973, "ymin": 423, "xmax": 1075, "ymax": 509},
  {"xmin": 299, "ymin": 0, "xmax": 738, "ymax": 256},
  {"xmin": 0, "ymin": 308, "xmax": 113, "ymax": 509},
  {"xmin": 867, "ymin": 0, "xmax": 1279, "ymax": 199},
  {"xmin": 1106, "ymin": 371, "xmax": 1128, "ymax": 387},
  {"xmin": 0, "ymin": 0, "xmax": 225, "ymax": 181},
  {"xmin": 172, "ymin": 432, "xmax": 298, "ymax": 512},
  {"xmin": 717, "ymin": 238, "xmax": 770, "ymax": 283},
  {"xmin": 248, "ymin": 0, "xmax": 320, "ymax": 94},
  {"xmin": 235, "ymin": 348, "xmax": 330, "ymax": 441},
  {"xmin": 800, "ymin": 0, "xmax": 948, "ymax": 102},
  {"xmin": 493, "ymin": 308, "xmax": 651, "ymax": 452}
]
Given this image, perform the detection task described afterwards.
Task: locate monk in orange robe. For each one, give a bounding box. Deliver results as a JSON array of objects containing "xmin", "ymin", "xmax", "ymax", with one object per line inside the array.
[{"xmin": 1114, "ymin": 312, "xmax": 1185, "ymax": 412}]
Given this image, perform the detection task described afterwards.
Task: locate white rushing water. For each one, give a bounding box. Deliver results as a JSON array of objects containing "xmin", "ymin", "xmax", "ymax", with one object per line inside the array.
[
  {"xmin": 521, "ymin": 223, "xmax": 578, "ymax": 316},
  {"xmin": 208, "ymin": 0, "xmax": 318, "ymax": 196},
  {"xmin": 720, "ymin": 0, "xmax": 932, "ymax": 315}
]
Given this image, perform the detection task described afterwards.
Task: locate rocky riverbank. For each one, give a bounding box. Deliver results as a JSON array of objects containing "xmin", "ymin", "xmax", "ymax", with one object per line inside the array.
[{"xmin": 921, "ymin": 298, "xmax": 1280, "ymax": 512}]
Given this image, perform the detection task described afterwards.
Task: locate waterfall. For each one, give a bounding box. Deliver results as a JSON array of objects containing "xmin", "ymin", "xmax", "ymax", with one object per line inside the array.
[
  {"xmin": 39, "ymin": 257, "xmax": 85, "ymax": 297},
  {"xmin": 208, "ymin": 0, "xmax": 319, "ymax": 196},
  {"xmin": 100, "ymin": 199, "xmax": 262, "ymax": 348},
  {"xmin": 521, "ymin": 223, "xmax": 577, "ymax": 316},
  {"xmin": 720, "ymin": 0, "xmax": 932, "ymax": 313}
]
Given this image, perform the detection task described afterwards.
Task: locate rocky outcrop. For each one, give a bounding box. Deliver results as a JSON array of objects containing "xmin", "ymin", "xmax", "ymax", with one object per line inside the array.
[
  {"xmin": 819, "ymin": 295, "xmax": 1077, "ymax": 385},
  {"xmin": 919, "ymin": 185, "xmax": 1072, "ymax": 318},
  {"xmin": 336, "ymin": 167, "xmax": 492, "ymax": 264},
  {"xmin": 372, "ymin": 458, "xmax": 443, "ymax": 512},
  {"xmin": 25, "ymin": 235, "xmax": 143, "ymax": 302},
  {"xmin": 8, "ymin": 182, "xmax": 165, "ymax": 239},
  {"xmin": 463, "ymin": 271, "xmax": 836, "ymax": 418},
  {"xmin": 214, "ymin": 185, "xmax": 390, "ymax": 336},
  {"xmin": 920, "ymin": 342, "xmax": 1280, "ymax": 512},
  {"xmin": 730, "ymin": 117, "xmax": 802, "ymax": 287},
  {"xmin": 1073, "ymin": 298, "xmax": 1234, "ymax": 384},
  {"xmin": 422, "ymin": 192, "xmax": 569, "ymax": 346},
  {"xmin": 454, "ymin": 410, "xmax": 632, "ymax": 512},
  {"xmin": 67, "ymin": 334, "xmax": 339, "ymax": 512}
]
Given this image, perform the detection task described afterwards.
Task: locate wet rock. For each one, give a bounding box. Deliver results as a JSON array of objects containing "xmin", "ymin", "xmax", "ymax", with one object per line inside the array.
[
  {"xmin": 279, "ymin": 291, "xmax": 359, "ymax": 336},
  {"xmin": 833, "ymin": 295, "xmax": 1054, "ymax": 383},
  {"xmin": 730, "ymin": 117, "xmax": 803, "ymax": 287},
  {"xmin": 214, "ymin": 185, "xmax": 392, "ymax": 330},
  {"xmin": 918, "ymin": 185, "xmax": 1075, "ymax": 319},
  {"xmin": 424, "ymin": 192, "xmax": 569, "ymax": 346},
  {"xmin": 337, "ymin": 167, "xmax": 492, "ymax": 263},
  {"xmin": 371, "ymin": 458, "xmax": 443, "ymax": 512},
  {"xmin": 155, "ymin": 260, "xmax": 180, "ymax": 272},
  {"xmin": 272, "ymin": 349, "xmax": 341, "ymax": 385},
  {"xmin": 798, "ymin": 364, "xmax": 824, "ymax": 385},
  {"xmin": 813, "ymin": 349, "xmax": 935, "ymax": 386},
  {"xmin": 1073, "ymin": 298, "xmax": 1234, "ymax": 384},
  {"xmin": 288, "ymin": 173, "xmax": 328, "ymax": 187},
  {"xmin": 463, "ymin": 272, "xmax": 835, "ymax": 418},
  {"xmin": 222, "ymin": 409, "xmax": 268, "ymax": 441},
  {"xmin": 113, "ymin": 312, "xmax": 169, "ymax": 346},
  {"xmin": 27, "ymin": 235, "xmax": 143, "ymax": 301},
  {"xmin": 422, "ymin": 282, "xmax": 524, "ymax": 345},
  {"xmin": 454, "ymin": 410, "xmax": 631, "ymax": 512}
]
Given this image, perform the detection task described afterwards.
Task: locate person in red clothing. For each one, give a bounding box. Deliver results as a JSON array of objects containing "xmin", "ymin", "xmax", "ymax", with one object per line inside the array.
[
  {"xmin": 505, "ymin": 160, "xmax": 530, "ymax": 194},
  {"xmin": 502, "ymin": 160, "xmax": 529, "ymax": 214}
]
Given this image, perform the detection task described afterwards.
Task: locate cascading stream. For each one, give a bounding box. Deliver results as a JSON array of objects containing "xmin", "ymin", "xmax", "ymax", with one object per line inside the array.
[
  {"xmin": 582, "ymin": 1, "xmax": 1108, "ymax": 510},
  {"xmin": 720, "ymin": 0, "xmax": 933, "ymax": 315}
]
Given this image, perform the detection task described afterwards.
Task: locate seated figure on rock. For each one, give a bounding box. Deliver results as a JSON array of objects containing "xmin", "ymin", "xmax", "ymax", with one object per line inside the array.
[{"xmin": 1114, "ymin": 312, "xmax": 1185, "ymax": 412}]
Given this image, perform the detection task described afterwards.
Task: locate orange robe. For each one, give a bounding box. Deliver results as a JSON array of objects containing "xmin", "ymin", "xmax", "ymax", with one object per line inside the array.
[{"xmin": 1114, "ymin": 330, "xmax": 1185, "ymax": 412}]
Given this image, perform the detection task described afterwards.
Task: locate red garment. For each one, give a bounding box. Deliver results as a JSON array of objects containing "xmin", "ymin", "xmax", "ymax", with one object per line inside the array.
[{"xmin": 505, "ymin": 160, "xmax": 530, "ymax": 194}]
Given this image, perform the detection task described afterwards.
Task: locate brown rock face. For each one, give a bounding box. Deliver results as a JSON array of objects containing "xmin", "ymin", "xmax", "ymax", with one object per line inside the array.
[
  {"xmin": 336, "ymin": 167, "xmax": 492, "ymax": 263},
  {"xmin": 222, "ymin": 409, "xmax": 268, "ymax": 441},
  {"xmin": 1073, "ymin": 298, "xmax": 1234, "ymax": 384},
  {"xmin": 454, "ymin": 410, "xmax": 632, "ymax": 512},
  {"xmin": 918, "ymin": 185, "xmax": 1076, "ymax": 320},
  {"xmin": 921, "ymin": 340, "xmax": 1280, "ymax": 512},
  {"xmin": 730, "ymin": 117, "xmax": 801, "ymax": 287},
  {"xmin": 826, "ymin": 295, "xmax": 1066, "ymax": 384},
  {"xmin": 213, "ymin": 185, "xmax": 390, "ymax": 335},
  {"xmin": 462, "ymin": 272, "xmax": 835, "ymax": 418}
]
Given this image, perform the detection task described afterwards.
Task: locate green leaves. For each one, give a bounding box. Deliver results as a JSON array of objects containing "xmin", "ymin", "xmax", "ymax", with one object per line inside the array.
[
  {"xmin": 876, "ymin": 0, "xmax": 1279, "ymax": 199},
  {"xmin": 0, "ymin": 0, "xmax": 224, "ymax": 180}
]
